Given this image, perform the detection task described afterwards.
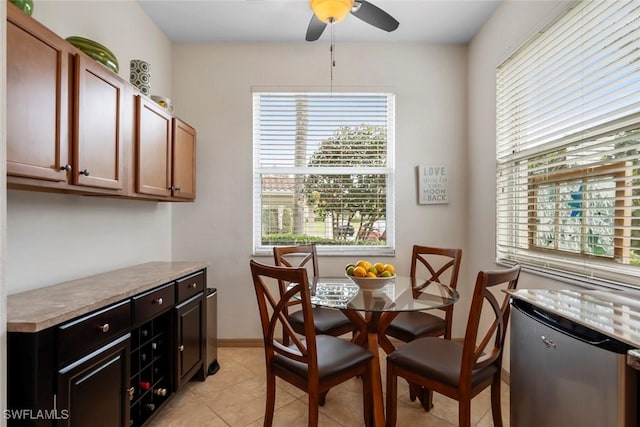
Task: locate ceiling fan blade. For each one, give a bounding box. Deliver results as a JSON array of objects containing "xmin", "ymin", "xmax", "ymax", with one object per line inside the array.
[
  {"xmin": 306, "ymin": 14, "xmax": 327, "ymax": 41},
  {"xmin": 351, "ymin": 0, "xmax": 399, "ymax": 32}
]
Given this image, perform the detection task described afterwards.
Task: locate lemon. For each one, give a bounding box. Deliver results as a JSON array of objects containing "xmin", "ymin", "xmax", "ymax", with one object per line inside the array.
[
  {"xmin": 346, "ymin": 265, "xmax": 356, "ymax": 276},
  {"xmin": 374, "ymin": 262, "xmax": 385, "ymax": 274},
  {"xmin": 353, "ymin": 266, "xmax": 368, "ymax": 277},
  {"xmin": 383, "ymin": 264, "xmax": 395, "ymax": 275},
  {"xmin": 366, "ymin": 271, "xmax": 378, "ymax": 278},
  {"xmin": 368, "ymin": 266, "xmax": 379, "ymax": 275},
  {"xmin": 379, "ymin": 270, "xmax": 392, "ymax": 278},
  {"xmin": 345, "ymin": 263, "xmax": 356, "ymax": 272},
  {"xmin": 356, "ymin": 260, "xmax": 372, "ymax": 270}
]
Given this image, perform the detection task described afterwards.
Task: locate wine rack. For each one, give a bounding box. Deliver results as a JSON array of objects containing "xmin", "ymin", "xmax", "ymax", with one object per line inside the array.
[{"xmin": 129, "ymin": 312, "xmax": 172, "ymax": 426}]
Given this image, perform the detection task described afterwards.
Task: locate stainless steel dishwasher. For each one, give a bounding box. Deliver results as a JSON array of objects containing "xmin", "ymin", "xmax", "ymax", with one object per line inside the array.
[{"xmin": 510, "ymin": 298, "xmax": 638, "ymax": 427}]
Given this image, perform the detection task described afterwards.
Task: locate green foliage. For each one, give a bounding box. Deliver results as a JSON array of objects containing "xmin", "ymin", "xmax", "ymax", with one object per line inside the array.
[
  {"xmin": 301, "ymin": 125, "xmax": 387, "ymax": 240},
  {"xmin": 262, "ymin": 234, "xmax": 386, "ymax": 246}
]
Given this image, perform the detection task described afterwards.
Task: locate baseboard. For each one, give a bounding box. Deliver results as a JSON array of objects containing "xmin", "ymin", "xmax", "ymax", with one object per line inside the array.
[{"xmin": 218, "ymin": 338, "xmax": 264, "ymax": 347}]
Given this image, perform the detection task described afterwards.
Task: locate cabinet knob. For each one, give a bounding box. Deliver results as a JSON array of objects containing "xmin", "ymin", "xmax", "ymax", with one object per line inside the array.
[
  {"xmin": 60, "ymin": 164, "xmax": 72, "ymax": 172},
  {"xmin": 98, "ymin": 323, "xmax": 110, "ymax": 333},
  {"xmin": 169, "ymin": 186, "xmax": 181, "ymax": 192},
  {"xmin": 178, "ymin": 345, "xmax": 184, "ymax": 352},
  {"xmin": 189, "ymin": 283, "xmax": 197, "ymax": 289},
  {"xmin": 79, "ymin": 169, "xmax": 90, "ymax": 176},
  {"xmin": 153, "ymin": 297, "xmax": 163, "ymax": 305}
]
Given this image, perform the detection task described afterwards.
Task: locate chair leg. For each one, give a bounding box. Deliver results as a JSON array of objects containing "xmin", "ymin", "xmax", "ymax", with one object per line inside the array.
[
  {"xmin": 491, "ymin": 375, "xmax": 504, "ymax": 427},
  {"xmin": 385, "ymin": 366, "xmax": 398, "ymax": 427},
  {"xmin": 416, "ymin": 386, "xmax": 433, "ymax": 411},
  {"xmin": 458, "ymin": 398, "xmax": 471, "ymax": 427},
  {"xmin": 308, "ymin": 394, "xmax": 320, "ymax": 427},
  {"xmin": 361, "ymin": 367, "xmax": 373, "ymax": 427},
  {"xmin": 264, "ymin": 374, "xmax": 276, "ymax": 427},
  {"xmin": 319, "ymin": 390, "xmax": 328, "ymax": 406},
  {"xmin": 408, "ymin": 381, "xmax": 417, "ymax": 401}
]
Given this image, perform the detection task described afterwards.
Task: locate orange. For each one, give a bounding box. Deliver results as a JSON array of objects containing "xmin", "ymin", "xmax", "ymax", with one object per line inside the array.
[
  {"xmin": 366, "ymin": 271, "xmax": 378, "ymax": 278},
  {"xmin": 374, "ymin": 262, "xmax": 385, "ymax": 274}
]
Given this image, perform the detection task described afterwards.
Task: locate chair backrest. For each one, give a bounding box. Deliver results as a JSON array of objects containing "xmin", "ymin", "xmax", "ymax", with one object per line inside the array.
[
  {"xmin": 410, "ymin": 245, "xmax": 463, "ymax": 289},
  {"xmin": 410, "ymin": 245, "xmax": 463, "ymax": 339},
  {"xmin": 249, "ymin": 260, "xmax": 319, "ymax": 377},
  {"xmin": 460, "ymin": 264, "xmax": 521, "ymax": 384},
  {"xmin": 273, "ymin": 244, "xmax": 319, "ymax": 277}
]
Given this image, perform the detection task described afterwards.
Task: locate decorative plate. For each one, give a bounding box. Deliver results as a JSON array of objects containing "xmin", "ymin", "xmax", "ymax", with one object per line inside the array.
[{"xmin": 66, "ymin": 36, "xmax": 119, "ymax": 74}]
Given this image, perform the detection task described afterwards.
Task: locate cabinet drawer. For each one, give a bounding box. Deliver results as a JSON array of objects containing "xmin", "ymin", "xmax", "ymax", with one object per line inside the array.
[
  {"xmin": 133, "ymin": 283, "xmax": 175, "ymax": 325},
  {"xmin": 58, "ymin": 300, "xmax": 131, "ymax": 366},
  {"xmin": 176, "ymin": 271, "xmax": 205, "ymax": 303}
]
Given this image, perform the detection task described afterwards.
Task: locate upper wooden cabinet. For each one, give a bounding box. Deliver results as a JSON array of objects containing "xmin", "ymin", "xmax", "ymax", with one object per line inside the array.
[
  {"xmin": 6, "ymin": 2, "xmax": 69, "ymax": 182},
  {"xmin": 135, "ymin": 95, "xmax": 172, "ymax": 197},
  {"xmin": 135, "ymin": 96, "xmax": 197, "ymax": 201},
  {"xmin": 73, "ymin": 54, "xmax": 125, "ymax": 190},
  {"xmin": 172, "ymin": 119, "xmax": 196, "ymax": 200},
  {"xmin": 5, "ymin": 2, "xmax": 196, "ymax": 202}
]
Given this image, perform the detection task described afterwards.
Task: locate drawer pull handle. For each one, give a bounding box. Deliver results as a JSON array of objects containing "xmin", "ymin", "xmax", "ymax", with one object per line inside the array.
[
  {"xmin": 541, "ymin": 335, "xmax": 556, "ymax": 349},
  {"xmin": 178, "ymin": 345, "xmax": 184, "ymax": 352},
  {"xmin": 79, "ymin": 169, "xmax": 90, "ymax": 176},
  {"xmin": 98, "ymin": 323, "xmax": 110, "ymax": 333},
  {"xmin": 189, "ymin": 283, "xmax": 197, "ymax": 289},
  {"xmin": 153, "ymin": 298, "xmax": 163, "ymax": 305}
]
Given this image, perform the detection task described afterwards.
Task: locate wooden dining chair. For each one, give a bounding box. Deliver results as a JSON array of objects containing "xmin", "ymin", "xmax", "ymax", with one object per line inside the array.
[
  {"xmin": 382, "ymin": 245, "xmax": 462, "ymax": 408},
  {"xmin": 249, "ymin": 260, "xmax": 374, "ymax": 427},
  {"xmin": 273, "ymin": 244, "xmax": 355, "ymax": 345},
  {"xmin": 385, "ymin": 264, "xmax": 521, "ymax": 427}
]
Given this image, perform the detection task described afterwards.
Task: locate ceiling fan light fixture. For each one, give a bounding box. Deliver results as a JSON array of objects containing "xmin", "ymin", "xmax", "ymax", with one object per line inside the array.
[{"xmin": 309, "ymin": 0, "xmax": 354, "ymax": 24}]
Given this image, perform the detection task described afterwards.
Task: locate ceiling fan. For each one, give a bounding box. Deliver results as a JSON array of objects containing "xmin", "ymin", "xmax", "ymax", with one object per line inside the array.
[{"xmin": 306, "ymin": 0, "xmax": 399, "ymax": 41}]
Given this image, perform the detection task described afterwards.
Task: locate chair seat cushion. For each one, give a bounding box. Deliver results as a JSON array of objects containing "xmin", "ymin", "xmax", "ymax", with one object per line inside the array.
[
  {"xmin": 387, "ymin": 337, "xmax": 497, "ymax": 389},
  {"xmin": 289, "ymin": 307, "xmax": 352, "ymax": 335},
  {"xmin": 386, "ymin": 312, "xmax": 446, "ymax": 340},
  {"xmin": 273, "ymin": 335, "xmax": 373, "ymax": 380}
]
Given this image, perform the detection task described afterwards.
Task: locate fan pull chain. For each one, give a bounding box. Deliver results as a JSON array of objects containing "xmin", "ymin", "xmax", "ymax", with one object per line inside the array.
[{"xmin": 330, "ymin": 19, "xmax": 336, "ymax": 94}]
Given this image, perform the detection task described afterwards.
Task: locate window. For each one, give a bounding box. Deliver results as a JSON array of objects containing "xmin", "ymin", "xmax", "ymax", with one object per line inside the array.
[
  {"xmin": 253, "ymin": 91, "xmax": 395, "ymax": 255},
  {"xmin": 496, "ymin": 1, "xmax": 640, "ymax": 287}
]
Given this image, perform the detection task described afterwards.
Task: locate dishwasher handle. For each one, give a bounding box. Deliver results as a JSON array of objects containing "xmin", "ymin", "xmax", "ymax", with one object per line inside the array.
[{"xmin": 512, "ymin": 299, "xmax": 629, "ymax": 354}]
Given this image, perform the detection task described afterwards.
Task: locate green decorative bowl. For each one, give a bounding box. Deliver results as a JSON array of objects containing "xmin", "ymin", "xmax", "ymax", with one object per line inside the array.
[
  {"xmin": 9, "ymin": 0, "xmax": 33, "ymax": 16},
  {"xmin": 65, "ymin": 36, "xmax": 119, "ymax": 74}
]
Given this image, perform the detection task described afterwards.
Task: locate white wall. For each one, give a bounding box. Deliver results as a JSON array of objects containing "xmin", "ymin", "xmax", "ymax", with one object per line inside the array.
[
  {"xmin": 467, "ymin": 0, "xmax": 578, "ymax": 370},
  {"xmin": 170, "ymin": 43, "xmax": 469, "ymax": 339},
  {"xmin": 6, "ymin": 0, "xmax": 174, "ymax": 294}
]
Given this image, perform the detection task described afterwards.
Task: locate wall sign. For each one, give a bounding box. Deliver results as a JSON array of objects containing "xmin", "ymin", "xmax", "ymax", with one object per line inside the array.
[{"xmin": 418, "ymin": 164, "xmax": 448, "ymax": 205}]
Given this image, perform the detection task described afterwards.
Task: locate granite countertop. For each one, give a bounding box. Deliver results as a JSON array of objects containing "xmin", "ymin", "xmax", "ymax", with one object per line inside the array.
[
  {"xmin": 7, "ymin": 261, "xmax": 208, "ymax": 333},
  {"xmin": 507, "ymin": 289, "xmax": 640, "ymax": 369}
]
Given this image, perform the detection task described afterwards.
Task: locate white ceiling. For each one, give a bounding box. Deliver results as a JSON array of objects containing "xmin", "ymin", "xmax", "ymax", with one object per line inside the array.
[{"xmin": 137, "ymin": 0, "xmax": 502, "ymax": 44}]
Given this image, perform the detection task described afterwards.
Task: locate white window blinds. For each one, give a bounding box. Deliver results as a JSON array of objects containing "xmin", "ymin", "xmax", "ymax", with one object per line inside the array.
[
  {"xmin": 496, "ymin": 0, "xmax": 640, "ymax": 287},
  {"xmin": 253, "ymin": 92, "xmax": 395, "ymax": 255}
]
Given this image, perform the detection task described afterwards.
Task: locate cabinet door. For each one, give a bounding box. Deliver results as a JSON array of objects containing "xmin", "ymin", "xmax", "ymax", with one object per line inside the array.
[
  {"xmin": 174, "ymin": 294, "xmax": 204, "ymax": 389},
  {"xmin": 172, "ymin": 119, "xmax": 196, "ymax": 200},
  {"xmin": 135, "ymin": 96, "xmax": 173, "ymax": 197},
  {"xmin": 73, "ymin": 54, "xmax": 124, "ymax": 190},
  {"xmin": 6, "ymin": 3, "xmax": 70, "ymax": 182},
  {"xmin": 57, "ymin": 334, "xmax": 130, "ymax": 427}
]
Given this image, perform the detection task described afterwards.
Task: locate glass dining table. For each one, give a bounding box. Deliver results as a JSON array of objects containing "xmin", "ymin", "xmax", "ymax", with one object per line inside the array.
[{"xmin": 309, "ymin": 275, "xmax": 459, "ymax": 427}]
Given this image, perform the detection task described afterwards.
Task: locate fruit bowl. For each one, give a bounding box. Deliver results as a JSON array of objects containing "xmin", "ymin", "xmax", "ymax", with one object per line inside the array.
[{"xmin": 346, "ymin": 274, "xmax": 395, "ymax": 291}]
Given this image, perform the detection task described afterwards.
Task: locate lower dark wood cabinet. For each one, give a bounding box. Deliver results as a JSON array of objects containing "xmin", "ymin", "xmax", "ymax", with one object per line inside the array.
[
  {"xmin": 175, "ymin": 292, "xmax": 205, "ymax": 389},
  {"xmin": 57, "ymin": 334, "xmax": 130, "ymax": 427},
  {"xmin": 6, "ymin": 268, "xmax": 208, "ymax": 427}
]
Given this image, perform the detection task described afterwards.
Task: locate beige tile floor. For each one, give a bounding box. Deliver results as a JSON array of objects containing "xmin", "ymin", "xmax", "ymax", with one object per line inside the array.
[{"xmin": 148, "ymin": 346, "xmax": 510, "ymax": 427}]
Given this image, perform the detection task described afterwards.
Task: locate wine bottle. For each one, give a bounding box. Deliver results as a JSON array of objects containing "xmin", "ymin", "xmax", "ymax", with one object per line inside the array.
[{"xmin": 153, "ymin": 388, "xmax": 167, "ymax": 397}]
